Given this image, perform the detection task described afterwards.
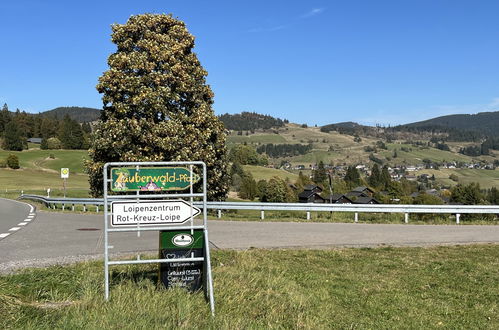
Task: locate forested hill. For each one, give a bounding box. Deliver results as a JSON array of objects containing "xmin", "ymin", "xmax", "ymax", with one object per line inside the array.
[
  {"xmin": 218, "ymin": 112, "xmax": 288, "ymax": 131},
  {"xmin": 396, "ymin": 111, "xmax": 499, "ymax": 137},
  {"xmin": 41, "ymin": 107, "xmax": 101, "ymax": 123}
]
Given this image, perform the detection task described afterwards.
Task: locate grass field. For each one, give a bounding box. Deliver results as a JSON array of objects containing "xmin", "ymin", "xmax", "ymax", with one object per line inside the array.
[
  {"xmin": 1, "ymin": 245, "xmax": 497, "ymax": 328},
  {"xmin": 243, "ymin": 165, "xmax": 298, "ymax": 181},
  {"xmin": 381, "ymin": 143, "xmax": 473, "ymax": 164},
  {"xmin": 0, "ymin": 168, "xmax": 89, "ymax": 191},
  {"xmin": 227, "ymin": 134, "xmax": 287, "ymax": 144},
  {"xmin": 0, "ymin": 149, "xmax": 89, "ymax": 174},
  {"xmin": 415, "ymin": 168, "xmax": 499, "ymax": 190}
]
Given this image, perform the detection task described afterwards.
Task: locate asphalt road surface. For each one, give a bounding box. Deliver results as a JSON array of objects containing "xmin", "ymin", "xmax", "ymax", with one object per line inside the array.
[
  {"xmin": 1, "ymin": 199, "xmax": 498, "ymax": 273},
  {"xmin": 0, "ymin": 198, "xmax": 35, "ymax": 240}
]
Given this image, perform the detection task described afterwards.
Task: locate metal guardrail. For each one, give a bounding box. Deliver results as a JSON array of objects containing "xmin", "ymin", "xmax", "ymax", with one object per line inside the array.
[{"xmin": 19, "ymin": 194, "xmax": 499, "ymax": 224}]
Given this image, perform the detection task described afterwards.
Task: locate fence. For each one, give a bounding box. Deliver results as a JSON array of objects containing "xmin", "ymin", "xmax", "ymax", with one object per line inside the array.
[{"xmin": 19, "ymin": 194, "xmax": 499, "ymax": 224}]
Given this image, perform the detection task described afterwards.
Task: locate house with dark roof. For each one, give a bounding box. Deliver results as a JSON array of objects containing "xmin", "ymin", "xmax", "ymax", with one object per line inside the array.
[
  {"xmin": 353, "ymin": 196, "xmax": 380, "ymax": 204},
  {"xmin": 298, "ymin": 185, "xmax": 325, "ymax": 203},
  {"xmin": 345, "ymin": 191, "xmax": 369, "ymax": 199},
  {"xmin": 351, "ymin": 186, "xmax": 375, "ymax": 197},
  {"xmin": 326, "ymin": 193, "xmax": 354, "ymax": 204}
]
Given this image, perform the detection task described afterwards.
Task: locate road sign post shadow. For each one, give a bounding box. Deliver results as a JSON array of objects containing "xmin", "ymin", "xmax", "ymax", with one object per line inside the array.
[{"xmin": 103, "ymin": 161, "xmax": 215, "ymax": 315}]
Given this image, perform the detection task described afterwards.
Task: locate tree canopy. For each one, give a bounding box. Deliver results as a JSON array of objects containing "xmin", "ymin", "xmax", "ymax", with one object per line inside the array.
[{"xmin": 86, "ymin": 14, "xmax": 228, "ymax": 200}]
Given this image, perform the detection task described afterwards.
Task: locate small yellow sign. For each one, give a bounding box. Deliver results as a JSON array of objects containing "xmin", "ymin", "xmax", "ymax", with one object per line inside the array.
[{"xmin": 61, "ymin": 168, "xmax": 69, "ymax": 179}]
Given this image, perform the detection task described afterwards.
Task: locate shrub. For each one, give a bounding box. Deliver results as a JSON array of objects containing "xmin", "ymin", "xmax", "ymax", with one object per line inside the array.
[
  {"xmin": 47, "ymin": 137, "xmax": 62, "ymax": 149},
  {"xmin": 6, "ymin": 154, "xmax": 20, "ymax": 169}
]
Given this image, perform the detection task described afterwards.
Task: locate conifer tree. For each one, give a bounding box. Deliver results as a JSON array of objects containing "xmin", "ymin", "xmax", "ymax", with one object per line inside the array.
[
  {"xmin": 368, "ymin": 163, "xmax": 381, "ymax": 188},
  {"xmin": 312, "ymin": 161, "xmax": 327, "ymax": 184},
  {"xmin": 86, "ymin": 14, "xmax": 228, "ymax": 199},
  {"xmin": 2, "ymin": 121, "xmax": 25, "ymax": 151}
]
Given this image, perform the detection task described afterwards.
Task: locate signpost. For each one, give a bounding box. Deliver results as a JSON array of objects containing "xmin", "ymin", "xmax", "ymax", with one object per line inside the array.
[
  {"xmin": 111, "ymin": 167, "xmax": 200, "ymax": 192},
  {"xmin": 111, "ymin": 200, "xmax": 200, "ymax": 226},
  {"xmin": 103, "ymin": 162, "xmax": 215, "ymax": 315},
  {"xmin": 61, "ymin": 168, "xmax": 69, "ymax": 197}
]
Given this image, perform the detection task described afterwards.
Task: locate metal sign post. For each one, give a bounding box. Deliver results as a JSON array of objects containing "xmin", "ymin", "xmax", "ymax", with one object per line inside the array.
[
  {"xmin": 103, "ymin": 161, "xmax": 215, "ymax": 315},
  {"xmin": 61, "ymin": 168, "xmax": 69, "ymax": 198}
]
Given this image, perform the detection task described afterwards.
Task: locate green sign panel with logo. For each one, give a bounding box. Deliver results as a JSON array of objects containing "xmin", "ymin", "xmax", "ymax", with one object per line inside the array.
[
  {"xmin": 159, "ymin": 229, "xmax": 205, "ymax": 291},
  {"xmin": 111, "ymin": 167, "xmax": 200, "ymax": 192}
]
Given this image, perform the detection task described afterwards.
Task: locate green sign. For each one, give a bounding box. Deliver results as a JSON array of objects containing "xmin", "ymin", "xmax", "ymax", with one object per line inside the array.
[
  {"xmin": 111, "ymin": 167, "xmax": 200, "ymax": 192},
  {"xmin": 159, "ymin": 229, "xmax": 205, "ymax": 291}
]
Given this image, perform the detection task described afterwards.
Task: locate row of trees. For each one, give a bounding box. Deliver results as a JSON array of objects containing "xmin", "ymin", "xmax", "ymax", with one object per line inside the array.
[
  {"xmin": 0, "ymin": 104, "xmax": 91, "ymax": 151},
  {"xmin": 256, "ymin": 143, "xmax": 313, "ymax": 158},
  {"xmin": 219, "ymin": 112, "xmax": 287, "ymax": 131}
]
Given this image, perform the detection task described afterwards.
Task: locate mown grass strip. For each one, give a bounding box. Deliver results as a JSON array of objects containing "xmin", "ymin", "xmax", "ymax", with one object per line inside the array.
[{"xmin": 1, "ymin": 245, "xmax": 498, "ymax": 329}]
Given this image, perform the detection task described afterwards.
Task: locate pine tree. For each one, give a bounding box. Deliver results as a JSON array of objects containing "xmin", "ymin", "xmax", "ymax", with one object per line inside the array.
[
  {"xmin": 59, "ymin": 115, "xmax": 84, "ymax": 149},
  {"xmin": 312, "ymin": 161, "xmax": 327, "ymax": 184},
  {"xmin": 86, "ymin": 14, "xmax": 228, "ymax": 200},
  {"xmin": 380, "ymin": 165, "xmax": 391, "ymax": 189},
  {"xmin": 0, "ymin": 103, "xmax": 11, "ymax": 134},
  {"xmin": 368, "ymin": 163, "xmax": 381, "ymax": 188},
  {"xmin": 344, "ymin": 166, "xmax": 361, "ymax": 188},
  {"xmin": 2, "ymin": 121, "xmax": 25, "ymax": 151}
]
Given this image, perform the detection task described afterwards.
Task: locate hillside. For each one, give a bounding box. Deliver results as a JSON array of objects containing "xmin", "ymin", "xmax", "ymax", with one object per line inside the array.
[
  {"xmin": 41, "ymin": 106, "xmax": 101, "ymax": 123},
  {"xmin": 397, "ymin": 111, "xmax": 499, "ymax": 137},
  {"xmin": 218, "ymin": 112, "xmax": 287, "ymax": 131}
]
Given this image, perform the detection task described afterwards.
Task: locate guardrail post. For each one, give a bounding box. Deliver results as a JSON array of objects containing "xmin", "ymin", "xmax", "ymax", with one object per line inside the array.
[
  {"xmin": 217, "ymin": 210, "xmax": 221, "ymax": 219},
  {"xmin": 72, "ymin": 204, "xmax": 75, "ymax": 211},
  {"xmin": 354, "ymin": 212, "xmax": 358, "ymax": 223},
  {"xmin": 404, "ymin": 213, "xmax": 409, "ymax": 223},
  {"xmin": 306, "ymin": 212, "xmax": 311, "ymax": 220},
  {"xmin": 62, "ymin": 204, "xmax": 65, "ymax": 211},
  {"xmin": 96, "ymin": 205, "xmax": 99, "ymax": 213},
  {"xmin": 260, "ymin": 210, "xmax": 264, "ymax": 220},
  {"xmin": 83, "ymin": 205, "xmax": 87, "ymax": 212},
  {"xmin": 456, "ymin": 213, "xmax": 460, "ymax": 224}
]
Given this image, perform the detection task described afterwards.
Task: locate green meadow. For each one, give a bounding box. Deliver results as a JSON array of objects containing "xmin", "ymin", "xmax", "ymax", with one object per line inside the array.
[{"xmin": 1, "ymin": 245, "xmax": 497, "ymax": 329}]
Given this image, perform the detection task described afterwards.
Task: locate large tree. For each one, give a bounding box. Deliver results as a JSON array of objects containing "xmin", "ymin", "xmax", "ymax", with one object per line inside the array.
[{"xmin": 86, "ymin": 14, "xmax": 228, "ymax": 199}]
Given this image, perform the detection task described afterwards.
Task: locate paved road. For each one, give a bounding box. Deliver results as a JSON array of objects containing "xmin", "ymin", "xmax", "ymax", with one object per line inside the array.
[
  {"xmin": 0, "ymin": 198, "xmax": 35, "ymax": 240},
  {"xmin": 1, "ymin": 201, "xmax": 498, "ymax": 272}
]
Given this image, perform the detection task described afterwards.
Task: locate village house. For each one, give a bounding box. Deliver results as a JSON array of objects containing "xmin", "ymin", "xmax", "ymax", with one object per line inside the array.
[{"xmin": 298, "ymin": 185, "xmax": 326, "ymax": 203}]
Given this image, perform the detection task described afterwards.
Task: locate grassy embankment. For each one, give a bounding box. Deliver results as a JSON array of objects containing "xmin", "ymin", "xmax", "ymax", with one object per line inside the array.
[
  {"xmin": 0, "ymin": 148, "xmax": 90, "ymax": 198},
  {"xmin": 1, "ymin": 245, "xmax": 497, "ymax": 328}
]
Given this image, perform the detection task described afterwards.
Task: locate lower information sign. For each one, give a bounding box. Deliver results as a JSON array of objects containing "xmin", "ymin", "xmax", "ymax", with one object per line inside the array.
[
  {"xmin": 111, "ymin": 200, "xmax": 200, "ymax": 226},
  {"xmin": 159, "ymin": 229, "xmax": 205, "ymax": 292}
]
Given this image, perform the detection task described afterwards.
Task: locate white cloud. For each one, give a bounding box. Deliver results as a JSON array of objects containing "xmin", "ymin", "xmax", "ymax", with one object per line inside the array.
[
  {"xmin": 247, "ymin": 7, "xmax": 326, "ymax": 33},
  {"xmin": 302, "ymin": 8, "xmax": 325, "ymax": 18}
]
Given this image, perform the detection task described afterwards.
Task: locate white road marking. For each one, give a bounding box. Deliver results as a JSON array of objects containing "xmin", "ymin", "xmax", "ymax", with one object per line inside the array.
[
  {"xmin": 0, "ymin": 233, "xmax": 10, "ymax": 238},
  {"xmin": 27, "ymin": 215, "xmax": 35, "ymax": 218},
  {"xmin": 25, "ymin": 219, "xmax": 32, "ymax": 222},
  {"xmin": 9, "ymin": 227, "xmax": 21, "ymax": 231},
  {"xmin": 18, "ymin": 222, "xmax": 28, "ymax": 226}
]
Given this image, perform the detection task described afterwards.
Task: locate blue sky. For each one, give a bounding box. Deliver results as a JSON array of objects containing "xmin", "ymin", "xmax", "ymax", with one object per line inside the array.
[{"xmin": 1, "ymin": 0, "xmax": 498, "ymax": 126}]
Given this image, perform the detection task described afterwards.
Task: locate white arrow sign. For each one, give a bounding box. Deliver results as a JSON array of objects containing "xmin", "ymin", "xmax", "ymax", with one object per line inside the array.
[{"xmin": 111, "ymin": 200, "xmax": 200, "ymax": 227}]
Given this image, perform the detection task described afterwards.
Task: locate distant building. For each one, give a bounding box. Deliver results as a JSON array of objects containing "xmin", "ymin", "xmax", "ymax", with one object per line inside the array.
[
  {"xmin": 298, "ymin": 185, "xmax": 326, "ymax": 203},
  {"xmin": 351, "ymin": 186, "xmax": 375, "ymax": 197},
  {"xmin": 27, "ymin": 137, "xmax": 42, "ymax": 144},
  {"xmin": 326, "ymin": 193, "xmax": 354, "ymax": 204},
  {"xmin": 353, "ymin": 196, "xmax": 380, "ymax": 204}
]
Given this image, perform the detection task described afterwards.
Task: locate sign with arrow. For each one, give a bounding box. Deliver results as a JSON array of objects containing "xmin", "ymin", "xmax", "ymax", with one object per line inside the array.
[
  {"xmin": 110, "ymin": 167, "xmax": 200, "ymax": 192},
  {"xmin": 111, "ymin": 200, "xmax": 201, "ymax": 226}
]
